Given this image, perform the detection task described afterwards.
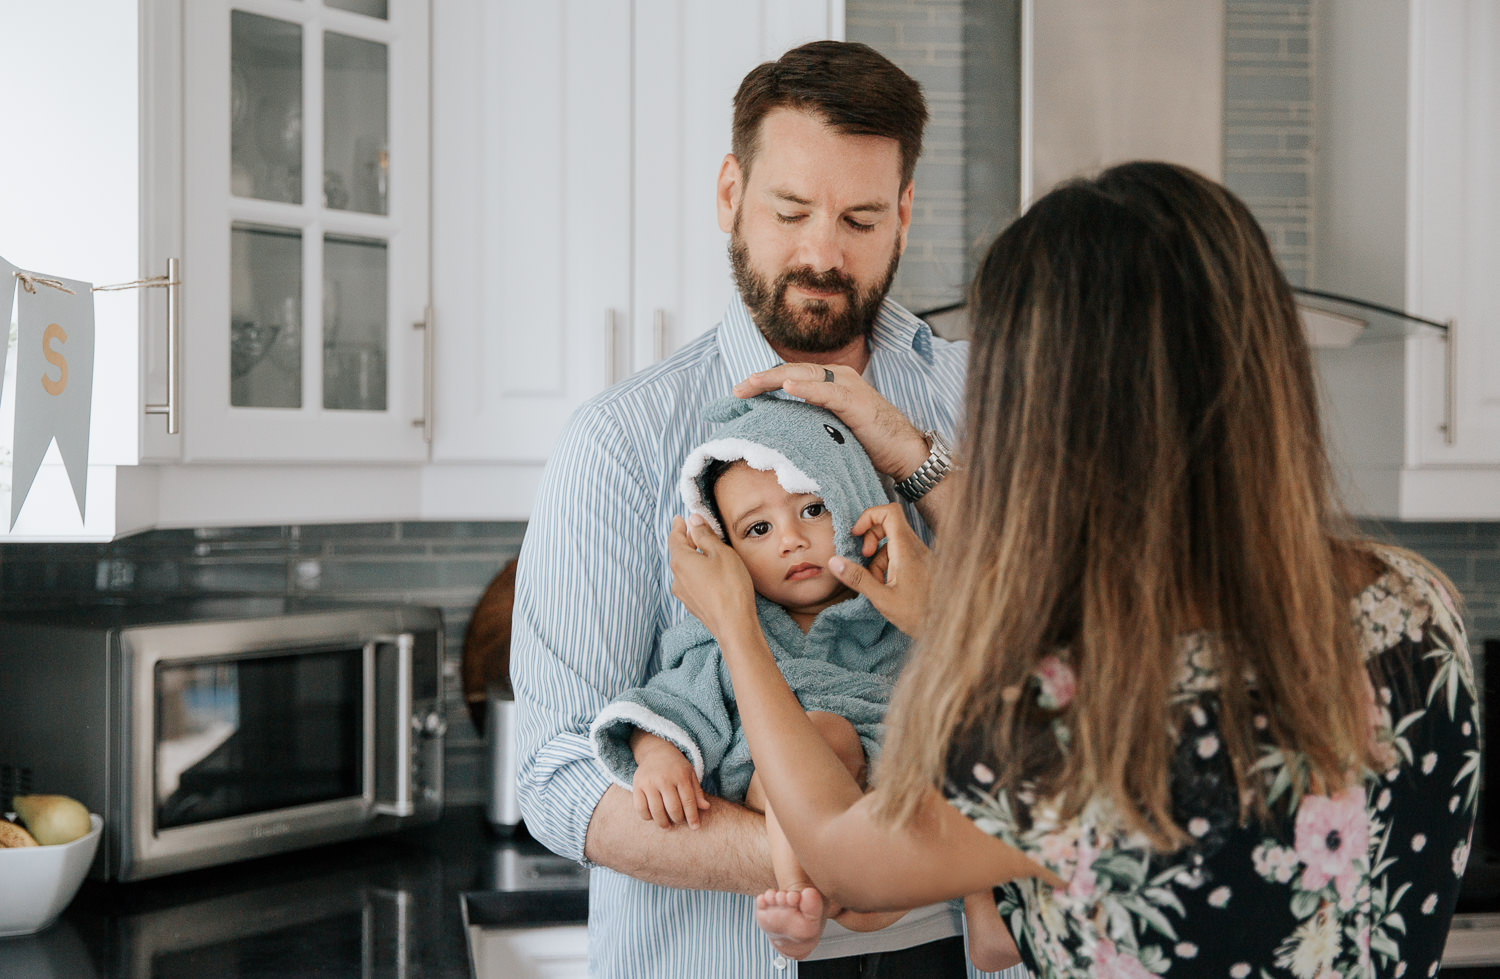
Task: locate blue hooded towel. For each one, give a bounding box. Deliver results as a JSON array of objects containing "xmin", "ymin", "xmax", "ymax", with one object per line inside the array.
[{"xmin": 589, "ymin": 395, "xmax": 911, "ymax": 802}]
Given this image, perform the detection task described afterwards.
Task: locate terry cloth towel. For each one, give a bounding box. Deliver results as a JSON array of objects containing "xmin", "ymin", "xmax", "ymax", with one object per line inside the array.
[{"xmin": 590, "ymin": 395, "xmax": 911, "ymax": 802}]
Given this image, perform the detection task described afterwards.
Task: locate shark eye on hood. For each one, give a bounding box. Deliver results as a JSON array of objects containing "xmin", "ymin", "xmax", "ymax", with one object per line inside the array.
[{"xmin": 823, "ymin": 424, "xmax": 845, "ymax": 444}]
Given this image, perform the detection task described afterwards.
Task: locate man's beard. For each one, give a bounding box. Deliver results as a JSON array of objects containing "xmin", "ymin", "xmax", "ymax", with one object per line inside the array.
[{"xmin": 728, "ymin": 212, "xmax": 902, "ymax": 354}]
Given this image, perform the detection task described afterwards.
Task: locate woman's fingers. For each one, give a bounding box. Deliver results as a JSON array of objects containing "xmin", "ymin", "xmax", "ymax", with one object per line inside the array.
[{"xmin": 830, "ymin": 504, "xmax": 930, "ymax": 636}]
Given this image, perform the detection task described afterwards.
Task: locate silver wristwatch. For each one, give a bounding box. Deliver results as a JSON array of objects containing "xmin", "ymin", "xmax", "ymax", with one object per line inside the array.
[{"xmin": 893, "ymin": 430, "xmax": 953, "ymax": 502}]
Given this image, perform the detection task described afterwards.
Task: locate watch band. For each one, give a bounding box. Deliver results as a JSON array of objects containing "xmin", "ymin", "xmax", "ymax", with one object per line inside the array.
[{"xmin": 894, "ymin": 430, "xmax": 953, "ymax": 502}]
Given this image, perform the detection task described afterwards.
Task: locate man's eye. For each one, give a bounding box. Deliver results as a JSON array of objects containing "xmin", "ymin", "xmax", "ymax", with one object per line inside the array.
[
  {"xmin": 802, "ymin": 503, "xmax": 827, "ymax": 519},
  {"xmin": 745, "ymin": 522, "xmax": 771, "ymax": 538},
  {"xmin": 844, "ymin": 217, "xmax": 874, "ymax": 232},
  {"xmin": 777, "ymin": 213, "xmax": 806, "ymax": 224}
]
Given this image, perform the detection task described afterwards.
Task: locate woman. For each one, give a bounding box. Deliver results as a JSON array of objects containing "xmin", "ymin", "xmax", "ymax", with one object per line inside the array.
[{"xmin": 672, "ymin": 161, "xmax": 1478, "ymax": 977}]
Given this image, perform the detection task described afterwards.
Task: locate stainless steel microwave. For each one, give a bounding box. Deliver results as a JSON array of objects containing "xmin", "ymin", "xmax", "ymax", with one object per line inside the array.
[{"xmin": 0, "ymin": 598, "xmax": 444, "ymax": 881}]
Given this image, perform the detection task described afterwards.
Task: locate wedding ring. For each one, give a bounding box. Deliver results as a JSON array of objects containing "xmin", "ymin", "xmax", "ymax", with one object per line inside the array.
[{"xmin": 823, "ymin": 368, "xmax": 836, "ymax": 383}]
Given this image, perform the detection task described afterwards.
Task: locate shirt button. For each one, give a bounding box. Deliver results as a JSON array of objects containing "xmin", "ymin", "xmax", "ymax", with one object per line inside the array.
[{"xmin": 774, "ymin": 954, "xmax": 788, "ymax": 970}]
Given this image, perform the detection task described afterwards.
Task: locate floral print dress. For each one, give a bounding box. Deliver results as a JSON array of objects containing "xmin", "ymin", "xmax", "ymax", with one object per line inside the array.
[{"xmin": 945, "ymin": 551, "xmax": 1479, "ymax": 979}]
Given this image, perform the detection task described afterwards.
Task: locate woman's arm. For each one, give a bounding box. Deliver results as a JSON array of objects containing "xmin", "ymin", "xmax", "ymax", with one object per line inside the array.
[{"xmin": 668, "ymin": 516, "xmax": 1061, "ymax": 910}]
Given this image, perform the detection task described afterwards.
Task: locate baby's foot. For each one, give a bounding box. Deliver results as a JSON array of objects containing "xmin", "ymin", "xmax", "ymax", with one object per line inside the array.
[{"xmin": 755, "ymin": 886, "xmax": 828, "ymax": 960}]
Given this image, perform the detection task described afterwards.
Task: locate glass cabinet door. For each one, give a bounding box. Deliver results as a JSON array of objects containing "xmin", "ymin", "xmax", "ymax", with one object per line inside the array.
[{"xmin": 184, "ymin": 0, "xmax": 429, "ymax": 461}]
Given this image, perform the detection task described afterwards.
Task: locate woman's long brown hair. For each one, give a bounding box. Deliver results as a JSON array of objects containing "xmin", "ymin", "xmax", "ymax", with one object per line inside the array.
[{"xmin": 874, "ymin": 162, "xmax": 1379, "ymax": 849}]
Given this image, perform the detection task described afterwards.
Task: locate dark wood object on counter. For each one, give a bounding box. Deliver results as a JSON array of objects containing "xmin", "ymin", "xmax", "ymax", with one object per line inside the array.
[{"xmin": 461, "ymin": 558, "xmax": 519, "ymax": 735}]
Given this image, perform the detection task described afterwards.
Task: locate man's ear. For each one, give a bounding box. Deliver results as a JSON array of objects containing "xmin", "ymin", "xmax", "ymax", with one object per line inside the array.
[
  {"xmin": 896, "ymin": 181, "xmax": 915, "ymax": 255},
  {"xmin": 717, "ymin": 154, "xmax": 743, "ymax": 233}
]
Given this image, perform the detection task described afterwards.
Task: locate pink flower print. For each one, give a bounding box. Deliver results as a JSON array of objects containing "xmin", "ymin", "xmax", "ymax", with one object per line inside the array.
[
  {"xmin": 1095, "ymin": 939, "xmax": 1156, "ymax": 979},
  {"xmin": 1035, "ymin": 655, "xmax": 1076, "ymax": 710},
  {"xmin": 1294, "ymin": 787, "xmax": 1369, "ymax": 903},
  {"xmin": 1068, "ymin": 834, "xmax": 1099, "ymax": 901}
]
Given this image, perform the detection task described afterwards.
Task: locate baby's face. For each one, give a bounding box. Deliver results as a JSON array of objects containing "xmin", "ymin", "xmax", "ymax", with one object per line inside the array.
[{"xmin": 713, "ymin": 462, "xmax": 847, "ymax": 618}]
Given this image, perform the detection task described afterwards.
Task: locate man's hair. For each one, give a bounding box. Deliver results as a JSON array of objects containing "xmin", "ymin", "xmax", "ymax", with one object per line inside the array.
[{"xmin": 731, "ymin": 41, "xmax": 928, "ymax": 189}]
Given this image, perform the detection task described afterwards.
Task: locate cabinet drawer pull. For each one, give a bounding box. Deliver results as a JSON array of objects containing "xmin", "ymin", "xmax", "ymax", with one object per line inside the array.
[
  {"xmin": 412, "ymin": 306, "xmax": 434, "ymax": 443},
  {"xmin": 1442, "ymin": 319, "xmax": 1456, "ymax": 446},
  {"xmin": 143, "ymin": 257, "xmax": 180, "ymax": 435}
]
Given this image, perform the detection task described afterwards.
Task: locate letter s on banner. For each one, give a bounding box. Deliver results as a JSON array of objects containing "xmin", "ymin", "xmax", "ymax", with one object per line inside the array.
[{"xmin": 41, "ymin": 323, "xmax": 68, "ymax": 395}]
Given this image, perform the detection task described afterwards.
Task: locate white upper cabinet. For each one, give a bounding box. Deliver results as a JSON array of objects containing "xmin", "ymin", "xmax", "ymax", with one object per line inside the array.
[
  {"xmin": 1312, "ymin": 0, "xmax": 1500, "ymax": 518},
  {"xmin": 426, "ymin": 0, "xmax": 841, "ymax": 518},
  {"xmin": 182, "ymin": 0, "xmax": 431, "ymax": 462}
]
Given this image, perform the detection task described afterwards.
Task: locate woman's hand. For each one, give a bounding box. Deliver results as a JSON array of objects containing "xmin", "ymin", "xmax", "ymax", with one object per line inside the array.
[
  {"xmin": 733, "ymin": 364, "xmax": 930, "ymax": 483},
  {"xmin": 827, "ymin": 503, "xmax": 932, "ymax": 637},
  {"xmin": 668, "ymin": 515, "xmax": 759, "ymax": 642}
]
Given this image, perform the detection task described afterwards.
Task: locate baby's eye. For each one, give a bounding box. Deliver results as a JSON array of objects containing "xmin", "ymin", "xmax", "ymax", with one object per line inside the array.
[
  {"xmin": 802, "ymin": 502, "xmax": 827, "ymax": 519},
  {"xmin": 745, "ymin": 521, "xmax": 772, "ymax": 538}
]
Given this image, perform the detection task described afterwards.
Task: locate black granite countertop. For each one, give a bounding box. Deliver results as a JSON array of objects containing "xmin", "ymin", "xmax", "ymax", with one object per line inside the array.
[{"xmin": 0, "ymin": 807, "xmax": 587, "ymax": 979}]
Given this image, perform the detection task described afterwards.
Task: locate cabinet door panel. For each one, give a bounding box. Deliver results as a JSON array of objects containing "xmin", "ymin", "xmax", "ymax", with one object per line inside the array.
[
  {"xmin": 1409, "ymin": 0, "xmax": 1500, "ymax": 466},
  {"xmin": 430, "ymin": 0, "xmax": 631, "ymax": 464},
  {"xmin": 183, "ymin": 0, "xmax": 429, "ymax": 462}
]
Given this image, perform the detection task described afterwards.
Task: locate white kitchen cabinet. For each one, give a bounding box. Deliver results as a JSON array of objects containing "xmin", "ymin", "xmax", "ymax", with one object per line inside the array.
[
  {"xmin": 1312, "ymin": 0, "xmax": 1500, "ymax": 518},
  {"xmin": 181, "ymin": 0, "xmax": 431, "ymax": 463},
  {"xmin": 424, "ymin": 0, "xmax": 842, "ymax": 519}
]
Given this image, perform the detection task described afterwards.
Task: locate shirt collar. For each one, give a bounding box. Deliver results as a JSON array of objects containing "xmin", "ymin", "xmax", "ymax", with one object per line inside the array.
[{"xmin": 718, "ymin": 293, "xmax": 935, "ymax": 383}]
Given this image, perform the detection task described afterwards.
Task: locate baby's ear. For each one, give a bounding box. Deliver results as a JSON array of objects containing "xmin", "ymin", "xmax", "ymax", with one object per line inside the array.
[{"xmin": 702, "ymin": 395, "xmax": 756, "ymax": 425}]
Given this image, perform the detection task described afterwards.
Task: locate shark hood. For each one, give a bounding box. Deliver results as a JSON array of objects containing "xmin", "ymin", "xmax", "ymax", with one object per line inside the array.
[{"xmin": 679, "ymin": 395, "xmax": 889, "ymax": 563}]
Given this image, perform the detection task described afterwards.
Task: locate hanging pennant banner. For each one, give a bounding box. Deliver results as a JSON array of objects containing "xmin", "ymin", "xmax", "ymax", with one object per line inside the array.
[{"xmin": 12, "ymin": 273, "xmax": 94, "ymax": 528}]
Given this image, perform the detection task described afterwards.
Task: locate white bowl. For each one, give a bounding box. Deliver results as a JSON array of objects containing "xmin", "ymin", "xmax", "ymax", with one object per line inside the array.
[{"xmin": 0, "ymin": 814, "xmax": 102, "ymax": 938}]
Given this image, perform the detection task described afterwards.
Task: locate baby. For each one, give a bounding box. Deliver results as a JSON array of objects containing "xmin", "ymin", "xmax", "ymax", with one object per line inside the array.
[{"xmin": 591, "ymin": 396, "xmax": 1014, "ymax": 967}]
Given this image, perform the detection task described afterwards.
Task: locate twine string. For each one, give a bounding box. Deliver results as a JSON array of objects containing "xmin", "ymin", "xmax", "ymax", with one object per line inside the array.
[
  {"xmin": 13, "ymin": 270, "xmax": 76, "ymax": 295},
  {"xmin": 12, "ymin": 270, "xmax": 178, "ymax": 296}
]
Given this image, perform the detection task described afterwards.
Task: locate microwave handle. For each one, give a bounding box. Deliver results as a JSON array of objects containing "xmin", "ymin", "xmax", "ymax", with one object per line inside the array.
[{"xmin": 370, "ymin": 632, "xmax": 416, "ymax": 817}]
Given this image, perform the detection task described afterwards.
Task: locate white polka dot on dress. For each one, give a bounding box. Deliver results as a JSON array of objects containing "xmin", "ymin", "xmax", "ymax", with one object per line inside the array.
[
  {"xmin": 1231, "ymin": 963, "xmax": 1251, "ymax": 978},
  {"xmin": 1411, "ymin": 834, "xmax": 1426, "ymax": 852}
]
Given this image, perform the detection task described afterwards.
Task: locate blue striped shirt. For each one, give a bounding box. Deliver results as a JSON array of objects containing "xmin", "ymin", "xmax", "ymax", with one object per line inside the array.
[{"xmin": 513, "ymin": 294, "xmax": 1016, "ymax": 978}]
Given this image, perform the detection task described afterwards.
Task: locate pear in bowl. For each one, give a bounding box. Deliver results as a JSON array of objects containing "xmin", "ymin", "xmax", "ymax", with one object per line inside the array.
[{"xmin": 12, "ymin": 795, "xmax": 92, "ymax": 846}]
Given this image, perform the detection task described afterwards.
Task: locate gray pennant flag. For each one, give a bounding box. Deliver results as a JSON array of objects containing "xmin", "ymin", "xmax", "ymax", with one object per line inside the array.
[
  {"xmin": 12, "ymin": 274, "xmax": 95, "ymax": 528},
  {"xmin": 0, "ymin": 255, "xmax": 16, "ymax": 410}
]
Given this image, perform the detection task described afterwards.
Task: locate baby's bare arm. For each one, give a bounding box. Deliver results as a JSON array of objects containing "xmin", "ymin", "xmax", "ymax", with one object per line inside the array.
[{"xmin": 629, "ymin": 729, "xmax": 711, "ymax": 829}]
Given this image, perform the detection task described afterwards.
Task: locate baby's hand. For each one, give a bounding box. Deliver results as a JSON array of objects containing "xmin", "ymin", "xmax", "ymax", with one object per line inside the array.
[{"xmin": 631, "ymin": 735, "xmax": 710, "ymax": 829}]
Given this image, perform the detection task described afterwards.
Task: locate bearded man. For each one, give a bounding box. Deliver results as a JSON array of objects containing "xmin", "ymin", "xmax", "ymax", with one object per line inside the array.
[{"xmin": 512, "ymin": 40, "xmax": 993, "ymax": 979}]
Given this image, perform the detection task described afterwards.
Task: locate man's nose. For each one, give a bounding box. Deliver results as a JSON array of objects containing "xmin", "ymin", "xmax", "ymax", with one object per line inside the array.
[{"xmin": 795, "ymin": 218, "xmax": 842, "ymax": 273}]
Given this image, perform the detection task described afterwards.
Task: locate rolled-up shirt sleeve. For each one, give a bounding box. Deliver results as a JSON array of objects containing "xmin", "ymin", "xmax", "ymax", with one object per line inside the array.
[{"xmin": 511, "ymin": 403, "xmax": 662, "ymax": 862}]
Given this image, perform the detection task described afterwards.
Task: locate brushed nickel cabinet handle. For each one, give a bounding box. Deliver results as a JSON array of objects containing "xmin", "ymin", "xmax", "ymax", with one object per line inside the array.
[
  {"xmin": 411, "ymin": 306, "xmax": 433, "ymax": 443},
  {"xmin": 654, "ymin": 308, "xmax": 669, "ymax": 362},
  {"xmin": 1442, "ymin": 319, "xmax": 1456, "ymax": 446},
  {"xmin": 144, "ymin": 257, "xmax": 180, "ymax": 434}
]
